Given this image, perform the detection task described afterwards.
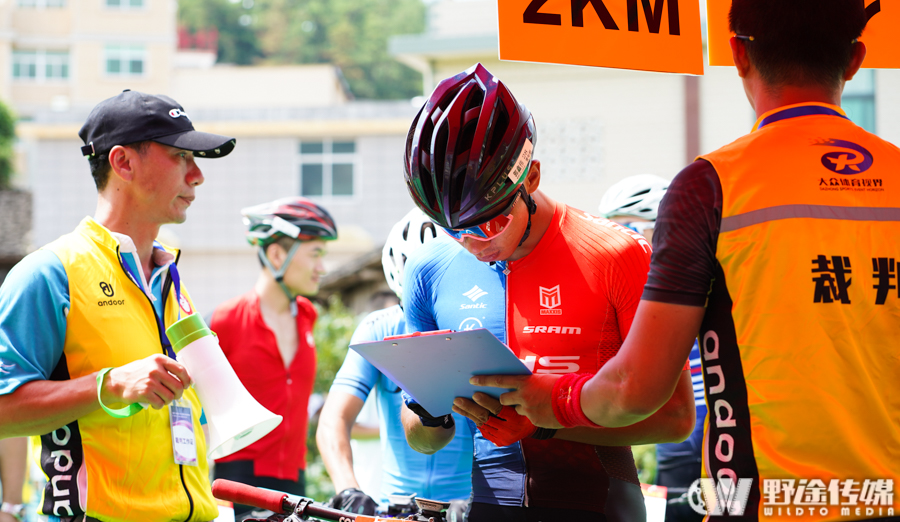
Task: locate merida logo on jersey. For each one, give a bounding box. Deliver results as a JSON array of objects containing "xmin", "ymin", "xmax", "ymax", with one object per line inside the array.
[
  {"xmin": 523, "ymin": 326, "xmax": 582, "ymax": 334},
  {"xmin": 814, "ymin": 138, "xmax": 873, "ymax": 174}
]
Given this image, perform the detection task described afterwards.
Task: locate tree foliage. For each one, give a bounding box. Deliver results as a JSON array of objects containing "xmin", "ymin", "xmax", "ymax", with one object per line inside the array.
[
  {"xmin": 178, "ymin": 0, "xmax": 426, "ymax": 99},
  {"xmin": 0, "ymin": 100, "xmax": 15, "ymax": 189},
  {"xmin": 305, "ymin": 295, "xmax": 358, "ymax": 502},
  {"xmin": 178, "ymin": 0, "xmax": 263, "ymax": 65},
  {"xmin": 311, "ymin": 294, "xmax": 358, "ymax": 394}
]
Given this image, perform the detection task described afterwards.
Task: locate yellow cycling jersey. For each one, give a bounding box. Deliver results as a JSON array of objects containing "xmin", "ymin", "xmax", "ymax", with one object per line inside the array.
[
  {"xmin": 38, "ymin": 217, "xmax": 218, "ymax": 522},
  {"xmin": 697, "ymin": 103, "xmax": 900, "ymax": 521}
]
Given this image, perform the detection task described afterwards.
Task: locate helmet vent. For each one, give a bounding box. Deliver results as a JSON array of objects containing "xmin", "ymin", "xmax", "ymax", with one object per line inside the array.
[
  {"xmin": 417, "ymin": 166, "xmax": 440, "ymax": 216},
  {"xmin": 402, "ymin": 222, "xmax": 410, "ymax": 241},
  {"xmin": 421, "ymin": 221, "xmax": 437, "ymax": 242},
  {"xmin": 487, "ymin": 105, "xmax": 510, "ymax": 158}
]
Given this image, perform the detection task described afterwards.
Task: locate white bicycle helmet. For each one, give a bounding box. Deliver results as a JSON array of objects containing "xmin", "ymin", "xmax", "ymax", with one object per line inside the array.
[
  {"xmin": 598, "ymin": 174, "xmax": 670, "ymax": 221},
  {"xmin": 382, "ymin": 208, "xmax": 439, "ymax": 300}
]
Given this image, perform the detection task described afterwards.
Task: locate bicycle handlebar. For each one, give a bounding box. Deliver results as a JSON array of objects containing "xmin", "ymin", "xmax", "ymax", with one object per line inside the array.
[
  {"xmin": 212, "ymin": 479, "xmax": 390, "ymax": 522},
  {"xmin": 212, "ymin": 479, "xmax": 290, "ymax": 513}
]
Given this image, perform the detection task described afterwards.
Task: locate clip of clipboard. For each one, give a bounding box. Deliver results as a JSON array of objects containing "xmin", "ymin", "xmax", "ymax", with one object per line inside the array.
[{"xmin": 349, "ymin": 328, "xmax": 532, "ymax": 417}]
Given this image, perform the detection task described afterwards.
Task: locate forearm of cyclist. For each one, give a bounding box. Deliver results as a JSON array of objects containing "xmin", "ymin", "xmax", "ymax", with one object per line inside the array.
[
  {"xmin": 401, "ymin": 403, "xmax": 454, "ymax": 455},
  {"xmin": 316, "ymin": 391, "xmax": 365, "ymax": 492}
]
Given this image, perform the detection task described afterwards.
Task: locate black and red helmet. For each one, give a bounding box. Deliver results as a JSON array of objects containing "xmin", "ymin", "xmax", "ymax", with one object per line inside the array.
[
  {"xmin": 404, "ymin": 63, "xmax": 537, "ymax": 230},
  {"xmin": 242, "ymin": 197, "xmax": 338, "ymax": 246}
]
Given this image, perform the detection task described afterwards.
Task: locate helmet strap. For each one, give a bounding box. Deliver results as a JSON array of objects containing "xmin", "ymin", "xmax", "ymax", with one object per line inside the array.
[
  {"xmin": 258, "ymin": 240, "xmax": 302, "ymax": 317},
  {"xmin": 516, "ymin": 191, "xmax": 538, "ymax": 248}
]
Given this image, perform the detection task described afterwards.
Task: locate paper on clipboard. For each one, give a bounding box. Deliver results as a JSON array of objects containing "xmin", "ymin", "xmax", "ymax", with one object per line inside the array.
[{"xmin": 349, "ymin": 328, "xmax": 532, "ymax": 417}]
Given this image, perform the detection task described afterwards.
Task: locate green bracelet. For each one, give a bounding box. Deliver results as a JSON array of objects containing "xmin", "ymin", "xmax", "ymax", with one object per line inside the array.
[{"xmin": 96, "ymin": 368, "xmax": 143, "ymax": 418}]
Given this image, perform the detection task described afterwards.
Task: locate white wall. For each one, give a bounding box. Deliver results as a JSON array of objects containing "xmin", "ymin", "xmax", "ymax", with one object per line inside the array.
[
  {"xmin": 875, "ymin": 69, "xmax": 900, "ymax": 143},
  {"xmin": 699, "ymin": 64, "xmax": 754, "ymax": 155}
]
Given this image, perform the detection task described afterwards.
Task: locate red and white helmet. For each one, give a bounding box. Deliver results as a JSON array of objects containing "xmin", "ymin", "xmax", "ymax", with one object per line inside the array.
[
  {"xmin": 242, "ymin": 197, "xmax": 338, "ymax": 246},
  {"xmin": 382, "ymin": 208, "xmax": 439, "ymax": 300}
]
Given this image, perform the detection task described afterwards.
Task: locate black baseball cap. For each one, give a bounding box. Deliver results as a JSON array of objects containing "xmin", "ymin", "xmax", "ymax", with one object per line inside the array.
[{"xmin": 79, "ymin": 90, "xmax": 236, "ymax": 159}]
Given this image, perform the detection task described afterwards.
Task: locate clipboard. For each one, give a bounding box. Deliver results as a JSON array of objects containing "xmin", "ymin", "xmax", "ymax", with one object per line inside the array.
[{"xmin": 349, "ymin": 328, "xmax": 532, "ymax": 417}]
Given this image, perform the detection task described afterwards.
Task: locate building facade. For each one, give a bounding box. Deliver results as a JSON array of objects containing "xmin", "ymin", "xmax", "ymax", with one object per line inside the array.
[{"xmin": 5, "ymin": 0, "xmax": 899, "ymax": 315}]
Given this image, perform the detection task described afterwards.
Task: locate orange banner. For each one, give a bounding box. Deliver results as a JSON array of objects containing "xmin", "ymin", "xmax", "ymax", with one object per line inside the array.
[
  {"xmin": 498, "ymin": 0, "xmax": 704, "ymax": 75},
  {"xmin": 707, "ymin": 0, "xmax": 900, "ymax": 68}
]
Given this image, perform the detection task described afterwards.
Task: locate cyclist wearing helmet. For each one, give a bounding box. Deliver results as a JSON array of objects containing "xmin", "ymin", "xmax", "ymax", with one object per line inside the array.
[
  {"xmin": 598, "ymin": 174, "xmax": 670, "ymax": 242},
  {"xmin": 209, "ymin": 197, "xmax": 337, "ymax": 516},
  {"xmin": 317, "ymin": 208, "xmax": 474, "ymax": 517},
  {"xmin": 600, "ymin": 176, "xmax": 705, "ymax": 522},
  {"xmin": 400, "ymin": 63, "xmax": 696, "ymax": 522}
]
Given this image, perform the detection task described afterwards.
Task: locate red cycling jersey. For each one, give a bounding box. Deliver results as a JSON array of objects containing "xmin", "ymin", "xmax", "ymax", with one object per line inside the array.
[
  {"xmin": 505, "ymin": 201, "xmax": 652, "ymax": 511},
  {"xmin": 210, "ymin": 290, "xmax": 317, "ymax": 480}
]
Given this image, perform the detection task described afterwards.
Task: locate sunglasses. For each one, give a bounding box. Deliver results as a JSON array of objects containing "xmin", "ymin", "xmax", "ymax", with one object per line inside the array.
[{"xmin": 443, "ymin": 189, "xmax": 523, "ymax": 243}]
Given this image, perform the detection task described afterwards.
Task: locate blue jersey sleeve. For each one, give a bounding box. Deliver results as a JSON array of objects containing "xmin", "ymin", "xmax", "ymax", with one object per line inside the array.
[
  {"xmin": 401, "ymin": 240, "xmax": 444, "ymax": 334},
  {"xmin": 330, "ymin": 306, "xmax": 402, "ymax": 401},
  {"xmin": 0, "ymin": 250, "xmax": 69, "ymax": 394}
]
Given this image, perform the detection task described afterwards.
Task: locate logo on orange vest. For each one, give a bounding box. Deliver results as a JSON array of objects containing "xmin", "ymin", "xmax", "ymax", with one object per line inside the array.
[
  {"xmin": 99, "ymin": 281, "xmax": 114, "ymax": 297},
  {"xmin": 539, "ymin": 285, "xmax": 562, "ymax": 315},
  {"xmin": 815, "ymin": 139, "xmax": 873, "ymax": 175},
  {"xmin": 178, "ymin": 294, "xmax": 193, "ymax": 314}
]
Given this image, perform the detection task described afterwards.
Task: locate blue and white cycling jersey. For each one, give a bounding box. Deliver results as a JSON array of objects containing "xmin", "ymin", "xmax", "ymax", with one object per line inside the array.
[
  {"xmin": 330, "ymin": 304, "xmax": 474, "ymax": 504},
  {"xmin": 401, "ymin": 236, "xmax": 525, "ymax": 507}
]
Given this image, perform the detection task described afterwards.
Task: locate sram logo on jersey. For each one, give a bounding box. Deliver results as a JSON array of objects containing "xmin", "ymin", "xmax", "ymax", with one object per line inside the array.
[
  {"xmin": 522, "ymin": 326, "xmax": 582, "ymax": 334},
  {"xmin": 521, "ymin": 355, "xmax": 580, "ymax": 374},
  {"xmin": 539, "ymin": 285, "xmax": 562, "ymax": 315}
]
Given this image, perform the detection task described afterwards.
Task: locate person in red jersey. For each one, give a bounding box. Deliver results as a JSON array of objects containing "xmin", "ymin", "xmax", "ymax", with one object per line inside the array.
[
  {"xmin": 209, "ymin": 197, "xmax": 337, "ymax": 518},
  {"xmin": 399, "ymin": 63, "xmax": 696, "ymax": 522}
]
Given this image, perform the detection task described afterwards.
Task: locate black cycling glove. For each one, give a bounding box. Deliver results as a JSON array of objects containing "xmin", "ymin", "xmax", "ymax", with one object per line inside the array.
[
  {"xmin": 327, "ymin": 488, "xmax": 378, "ymax": 515},
  {"xmin": 403, "ymin": 394, "xmax": 455, "ymax": 429}
]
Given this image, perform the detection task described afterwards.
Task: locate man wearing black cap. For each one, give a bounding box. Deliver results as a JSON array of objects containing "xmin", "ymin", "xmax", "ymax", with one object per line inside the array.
[{"xmin": 0, "ymin": 90, "xmax": 235, "ymax": 522}]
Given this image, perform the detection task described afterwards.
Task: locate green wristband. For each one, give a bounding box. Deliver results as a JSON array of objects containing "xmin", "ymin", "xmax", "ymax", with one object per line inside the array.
[{"xmin": 96, "ymin": 367, "xmax": 143, "ymax": 418}]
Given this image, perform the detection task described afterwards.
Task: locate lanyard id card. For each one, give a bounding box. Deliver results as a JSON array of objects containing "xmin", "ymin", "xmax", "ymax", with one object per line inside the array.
[{"xmin": 169, "ymin": 399, "xmax": 198, "ymax": 466}]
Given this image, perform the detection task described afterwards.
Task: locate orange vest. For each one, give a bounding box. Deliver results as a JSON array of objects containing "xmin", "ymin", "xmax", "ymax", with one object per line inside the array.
[{"xmin": 698, "ymin": 103, "xmax": 900, "ymax": 521}]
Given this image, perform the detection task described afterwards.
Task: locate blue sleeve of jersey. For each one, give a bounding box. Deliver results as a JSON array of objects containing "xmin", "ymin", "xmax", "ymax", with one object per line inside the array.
[
  {"xmin": 0, "ymin": 250, "xmax": 69, "ymax": 395},
  {"xmin": 401, "ymin": 244, "xmax": 439, "ymax": 334},
  {"xmin": 330, "ymin": 310, "xmax": 393, "ymax": 401}
]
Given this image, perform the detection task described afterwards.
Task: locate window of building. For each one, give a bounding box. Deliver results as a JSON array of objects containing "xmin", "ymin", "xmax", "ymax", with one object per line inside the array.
[
  {"xmin": 12, "ymin": 50, "xmax": 69, "ymax": 81},
  {"xmin": 842, "ymin": 69, "xmax": 875, "ymax": 133},
  {"xmin": 298, "ymin": 140, "xmax": 357, "ymax": 198},
  {"xmin": 105, "ymin": 45, "xmax": 145, "ymax": 76},
  {"xmin": 17, "ymin": 0, "xmax": 65, "ymax": 8},
  {"xmin": 105, "ymin": 0, "xmax": 143, "ymax": 8}
]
